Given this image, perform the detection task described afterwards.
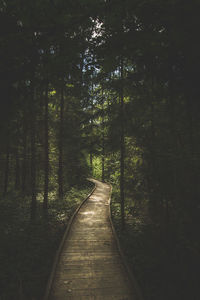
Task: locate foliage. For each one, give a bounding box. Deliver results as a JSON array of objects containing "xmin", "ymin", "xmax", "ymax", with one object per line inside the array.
[
  {"xmin": 111, "ymin": 204, "xmax": 200, "ymax": 300},
  {"xmin": 1, "ymin": 0, "xmax": 200, "ymax": 299},
  {"xmin": 0, "ymin": 184, "xmax": 92, "ymax": 300}
]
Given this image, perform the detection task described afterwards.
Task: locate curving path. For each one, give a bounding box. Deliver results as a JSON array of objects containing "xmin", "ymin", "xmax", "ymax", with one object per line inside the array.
[{"xmin": 47, "ymin": 179, "xmax": 140, "ymax": 300}]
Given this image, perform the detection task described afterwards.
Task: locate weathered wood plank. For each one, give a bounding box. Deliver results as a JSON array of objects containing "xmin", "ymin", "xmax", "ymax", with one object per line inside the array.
[{"xmin": 48, "ymin": 179, "xmax": 140, "ymax": 300}]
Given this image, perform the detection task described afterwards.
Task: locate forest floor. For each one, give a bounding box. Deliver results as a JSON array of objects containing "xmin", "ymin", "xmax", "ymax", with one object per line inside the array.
[
  {"xmin": 111, "ymin": 196, "xmax": 200, "ymax": 300},
  {"xmin": 0, "ymin": 182, "xmax": 92, "ymax": 300},
  {"xmin": 1, "ymin": 181, "xmax": 199, "ymax": 300}
]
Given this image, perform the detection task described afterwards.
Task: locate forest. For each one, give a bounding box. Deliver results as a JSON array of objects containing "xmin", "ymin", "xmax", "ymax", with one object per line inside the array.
[{"xmin": 0, "ymin": 0, "xmax": 200, "ymax": 299}]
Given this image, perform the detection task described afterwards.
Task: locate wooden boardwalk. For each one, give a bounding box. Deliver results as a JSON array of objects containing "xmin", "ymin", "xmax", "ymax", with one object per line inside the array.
[{"xmin": 46, "ymin": 179, "xmax": 141, "ymax": 300}]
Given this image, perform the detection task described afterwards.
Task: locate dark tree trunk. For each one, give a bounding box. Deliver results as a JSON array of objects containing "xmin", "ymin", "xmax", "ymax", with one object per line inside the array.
[
  {"xmin": 101, "ymin": 89, "xmax": 105, "ymax": 182},
  {"xmin": 58, "ymin": 84, "xmax": 64, "ymax": 198},
  {"xmin": 166, "ymin": 68, "xmax": 176, "ymax": 232},
  {"xmin": 120, "ymin": 60, "xmax": 125, "ymax": 228},
  {"xmin": 90, "ymin": 83, "xmax": 94, "ymax": 174},
  {"xmin": 30, "ymin": 83, "xmax": 37, "ymax": 221},
  {"xmin": 3, "ymin": 139, "xmax": 10, "ymax": 196},
  {"xmin": 21, "ymin": 114, "xmax": 27, "ymax": 195},
  {"xmin": 102, "ymin": 136, "xmax": 105, "ymax": 182},
  {"xmin": 15, "ymin": 146, "xmax": 20, "ymax": 190},
  {"xmin": 90, "ymin": 153, "xmax": 93, "ymax": 171},
  {"xmin": 43, "ymin": 84, "xmax": 49, "ymax": 212}
]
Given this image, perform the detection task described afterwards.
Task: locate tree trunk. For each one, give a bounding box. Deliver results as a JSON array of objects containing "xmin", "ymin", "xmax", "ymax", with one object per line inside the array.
[
  {"xmin": 90, "ymin": 83, "xmax": 94, "ymax": 174},
  {"xmin": 30, "ymin": 82, "xmax": 37, "ymax": 221},
  {"xmin": 166, "ymin": 68, "xmax": 176, "ymax": 232},
  {"xmin": 3, "ymin": 138, "xmax": 10, "ymax": 196},
  {"xmin": 21, "ymin": 114, "xmax": 27, "ymax": 195},
  {"xmin": 58, "ymin": 84, "xmax": 64, "ymax": 198},
  {"xmin": 90, "ymin": 153, "xmax": 93, "ymax": 171},
  {"xmin": 120, "ymin": 59, "xmax": 125, "ymax": 228},
  {"xmin": 43, "ymin": 83, "xmax": 49, "ymax": 212},
  {"xmin": 15, "ymin": 146, "xmax": 20, "ymax": 190},
  {"xmin": 101, "ymin": 89, "xmax": 105, "ymax": 182}
]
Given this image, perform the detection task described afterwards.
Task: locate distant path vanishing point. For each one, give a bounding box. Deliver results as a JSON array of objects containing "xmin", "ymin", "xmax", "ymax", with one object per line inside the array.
[{"xmin": 45, "ymin": 179, "xmax": 142, "ymax": 300}]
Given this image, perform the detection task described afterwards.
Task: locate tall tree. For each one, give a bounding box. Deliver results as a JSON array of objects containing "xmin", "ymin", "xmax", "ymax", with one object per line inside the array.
[
  {"xmin": 58, "ymin": 83, "xmax": 64, "ymax": 198},
  {"xmin": 3, "ymin": 137, "xmax": 10, "ymax": 196},
  {"xmin": 43, "ymin": 82, "xmax": 49, "ymax": 213},
  {"xmin": 101, "ymin": 88, "xmax": 105, "ymax": 182},
  {"xmin": 30, "ymin": 79, "xmax": 37, "ymax": 221},
  {"xmin": 119, "ymin": 59, "xmax": 125, "ymax": 228}
]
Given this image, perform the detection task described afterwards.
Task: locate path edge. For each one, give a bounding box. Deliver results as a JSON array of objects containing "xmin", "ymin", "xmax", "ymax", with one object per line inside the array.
[
  {"xmin": 43, "ymin": 180, "xmax": 96, "ymax": 300},
  {"xmin": 107, "ymin": 182, "xmax": 144, "ymax": 300}
]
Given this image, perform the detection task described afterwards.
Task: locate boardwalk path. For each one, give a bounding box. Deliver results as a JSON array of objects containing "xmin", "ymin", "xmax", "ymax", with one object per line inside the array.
[{"xmin": 47, "ymin": 179, "xmax": 140, "ymax": 300}]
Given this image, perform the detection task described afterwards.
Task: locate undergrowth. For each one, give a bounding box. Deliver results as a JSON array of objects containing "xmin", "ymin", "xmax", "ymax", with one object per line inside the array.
[
  {"xmin": 0, "ymin": 182, "xmax": 93, "ymax": 300},
  {"xmin": 111, "ymin": 186, "xmax": 200, "ymax": 300}
]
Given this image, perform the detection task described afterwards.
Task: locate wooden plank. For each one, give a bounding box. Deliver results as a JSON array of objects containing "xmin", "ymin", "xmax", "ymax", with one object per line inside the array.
[{"xmin": 48, "ymin": 179, "xmax": 141, "ymax": 300}]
